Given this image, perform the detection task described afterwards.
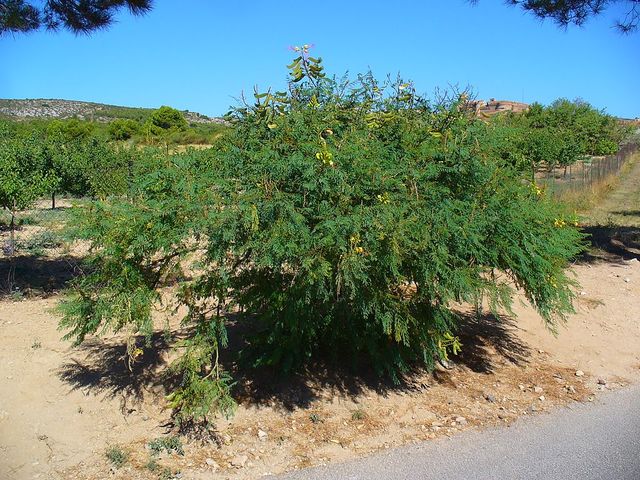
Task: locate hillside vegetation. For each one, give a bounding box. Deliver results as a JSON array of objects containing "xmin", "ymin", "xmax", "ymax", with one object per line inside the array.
[{"xmin": 0, "ymin": 98, "xmax": 222, "ymax": 125}]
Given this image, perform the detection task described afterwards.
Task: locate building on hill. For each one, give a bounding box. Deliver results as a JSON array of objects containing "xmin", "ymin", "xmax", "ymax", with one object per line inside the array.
[{"xmin": 466, "ymin": 98, "xmax": 529, "ymax": 118}]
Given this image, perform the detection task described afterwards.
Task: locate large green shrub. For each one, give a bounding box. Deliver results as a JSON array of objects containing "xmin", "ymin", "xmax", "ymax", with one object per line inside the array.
[{"xmin": 60, "ymin": 49, "xmax": 585, "ymax": 424}]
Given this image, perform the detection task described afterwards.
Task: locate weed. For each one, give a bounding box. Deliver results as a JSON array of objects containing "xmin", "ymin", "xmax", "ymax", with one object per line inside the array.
[
  {"xmin": 351, "ymin": 409, "xmax": 366, "ymax": 421},
  {"xmin": 148, "ymin": 435, "xmax": 184, "ymax": 456},
  {"xmin": 31, "ymin": 339, "xmax": 41, "ymax": 349},
  {"xmin": 9, "ymin": 289, "xmax": 24, "ymax": 302},
  {"xmin": 158, "ymin": 466, "xmax": 177, "ymax": 480},
  {"xmin": 18, "ymin": 230, "xmax": 62, "ymax": 255},
  {"xmin": 146, "ymin": 457, "xmax": 160, "ymax": 472},
  {"xmin": 146, "ymin": 456, "xmax": 178, "ymax": 480},
  {"xmin": 105, "ymin": 445, "xmax": 129, "ymax": 469},
  {"xmin": 309, "ymin": 413, "xmax": 323, "ymax": 424}
]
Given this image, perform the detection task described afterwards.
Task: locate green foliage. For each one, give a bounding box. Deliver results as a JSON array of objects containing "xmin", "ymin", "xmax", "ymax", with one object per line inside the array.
[
  {"xmin": 46, "ymin": 119, "xmax": 96, "ymax": 141},
  {"xmin": 351, "ymin": 409, "xmax": 366, "ymax": 421},
  {"xmin": 0, "ymin": 128, "xmax": 58, "ymax": 216},
  {"xmin": 105, "ymin": 445, "xmax": 129, "ymax": 469},
  {"xmin": 148, "ymin": 106, "xmax": 188, "ymax": 132},
  {"xmin": 148, "ymin": 436, "xmax": 184, "ymax": 456},
  {"xmin": 0, "ymin": 0, "xmax": 152, "ymax": 35},
  {"xmin": 60, "ymin": 49, "xmax": 586, "ymax": 425},
  {"xmin": 108, "ymin": 118, "xmax": 141, "ymax": 141},
  {"xmin": 484, "ymin": 98, "xmax": 630, "ymax": 174}
]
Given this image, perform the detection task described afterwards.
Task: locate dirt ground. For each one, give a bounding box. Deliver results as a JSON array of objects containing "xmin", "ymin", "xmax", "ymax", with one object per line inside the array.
[{"xmin": 1, "ymin": 159, "xmax": 639, "ymax": 480}]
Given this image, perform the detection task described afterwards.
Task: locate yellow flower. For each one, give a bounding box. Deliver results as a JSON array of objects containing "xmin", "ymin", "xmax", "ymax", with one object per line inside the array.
[{"xmin": 376, "ymin": 192, "xmax": 390, "ymax": 204}]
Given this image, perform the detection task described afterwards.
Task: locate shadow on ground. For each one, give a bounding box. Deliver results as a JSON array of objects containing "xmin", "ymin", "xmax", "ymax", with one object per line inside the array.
[
  {"xmin": 0, "ymin": 255, "xmax": 83, "ymax": 297},
  {"xmin": 57, "ymin": 311, "xmax": 529, "ymax": 414},
  {"xmin": 579, "ymin": 225, "xmax": 640, "ymax": 263},
  {"xmin": 57, "ymin": 331, "xmax": 182, "ymax": 410}
]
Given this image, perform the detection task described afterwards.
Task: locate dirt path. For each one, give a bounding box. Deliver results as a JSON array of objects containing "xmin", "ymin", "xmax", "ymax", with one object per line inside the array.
[{"xmin": 1, "ymin": 159, "xmax": 639, "ymax": 480}]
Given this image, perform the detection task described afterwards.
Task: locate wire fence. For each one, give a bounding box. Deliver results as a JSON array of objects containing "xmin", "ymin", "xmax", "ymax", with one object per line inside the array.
[
  {"xmin": 0, "ymin": 198, "xmax": 83, "ymax": 297},
  {"xmin": 538, "ymin": 143, "xmax": 639, "ymax": 197}
]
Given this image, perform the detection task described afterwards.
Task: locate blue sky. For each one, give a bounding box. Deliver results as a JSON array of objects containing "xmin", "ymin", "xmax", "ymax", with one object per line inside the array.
[{"xmin": 1, "ymin": 1, "xmax": 638, "ymax": 118}]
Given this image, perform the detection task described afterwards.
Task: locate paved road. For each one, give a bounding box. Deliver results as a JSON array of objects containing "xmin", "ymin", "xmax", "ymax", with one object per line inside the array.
[{"xmin": 278, "ymin": 385, "xmax": 640, "ymax": 480}]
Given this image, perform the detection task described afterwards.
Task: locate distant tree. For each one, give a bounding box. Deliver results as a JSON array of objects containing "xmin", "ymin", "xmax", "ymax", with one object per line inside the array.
[
  {"xmin": 46, "ymin": 118, "xmax": 95, "ymax": 141},
  {"xmin": 108, "ymin": 118, "xmax": 140, "ymax": 141},
  {"xmin": 148, "ymin": 106, "xmax": 188, "ymax": 131},
  {"xmin": 144, "ymin": 106, "xmax": 188, "ymax": 152},
  {"xmin": 0, "ymin": 0, "xmax": 152, "ymax": 35}
]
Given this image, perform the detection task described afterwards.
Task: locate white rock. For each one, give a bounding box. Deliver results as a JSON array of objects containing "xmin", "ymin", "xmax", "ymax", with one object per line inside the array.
[
  {"xmin": 454, "ymin": 416, "xmax": 468, "ymax": 426},
  {"xmin": 230, "ymin": 454, "xmax": 248, "ymax": 468},
  {"xmin": 257, "ymin": 429, "xmax": 268, "ymax": 441},
  {"xmin": 205, "ymin": 458, "xmax": 219, "ymax": 470},
  {"xmin": 575, "ymin": 370, "xmax": 585, "ymax": 377},
  {"xmin": 533, "ymin": 386, "xmax": 543, "ymax": 394}
]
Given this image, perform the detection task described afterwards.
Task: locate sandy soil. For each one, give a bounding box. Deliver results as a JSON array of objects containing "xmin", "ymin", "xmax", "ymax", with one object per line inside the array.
[{"xmin": 1, "ymin": 162, "xmax": 640, "ymax": 480}]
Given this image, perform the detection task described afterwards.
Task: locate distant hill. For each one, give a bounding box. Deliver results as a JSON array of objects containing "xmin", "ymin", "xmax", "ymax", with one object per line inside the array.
[{"xmin": 0, "ymin": 98, "xmax": 224, "ymax": 125}]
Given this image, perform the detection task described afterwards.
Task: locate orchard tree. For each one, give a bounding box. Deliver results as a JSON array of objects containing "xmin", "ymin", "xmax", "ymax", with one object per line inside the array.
[{"xmin": 0, "ymin": 129, "xmax": 57, "ymax": 252}]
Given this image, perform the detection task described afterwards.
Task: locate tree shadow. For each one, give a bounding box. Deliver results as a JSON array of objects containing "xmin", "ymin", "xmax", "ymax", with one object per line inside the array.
[
  {"xmin": 578, "ymin": 225, "xmax": 640, "ymax": 263},
  {"xmin": 225, "ymin": 311, "xmax": 530, "ymax": 411},
  {"xmin": 0, "ymin": 255, "xmax": 83, "ymax": 297},
  {"xmin": 57, "ymin": 331, "xmax": 181, "ymax": 408},
  {"xmin": 454, "ymin": 312, "xmax": 530, "ymax": 373},
  {"xmin": 56, "ymin": 312, "xmax": 530, "ymax": 414},
  {"xmin": 610, "ymin": 210, "xmax": 640, "ymax": 218}
]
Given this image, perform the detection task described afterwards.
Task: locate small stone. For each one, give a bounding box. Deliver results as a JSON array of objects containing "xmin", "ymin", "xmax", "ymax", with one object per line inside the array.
[
  {"xmin": 230, "ymin": 454, "xmax": 248, "ymax": 468},
  {"xmin": 454, "ymin": 416, "xmax": 467, "ymax": 426},
  {"xmin": 624, "ymin": 278, "xmax": 630, "ymax": 283},
  {"xmin": 575, "ymin": 370, "xmax": 585, "ymax": 377},
  {"xmin": 205, "ymin": 458, "xmax": 219, "ymax": 470},
  {"xmin": 539, "ymin": 396, "xmax": 545, "ymax": 402},
  {"xmin": 533, "ymin": 386, "xmax": 543, "ymax": 394},
  {"xmin": 580, "ymin": 291, "xmax": 587, "ymax": 296},
  {"xmin": 597, "ymin": 378, "xmax": 607, "ymax": 385},
  {"xmin": 484, "ymin": 393, "xmax": 496, "ymax": 403},
  {"xmin": 257, "ymin": 429, "xmax": 268, "ymax": 441}
]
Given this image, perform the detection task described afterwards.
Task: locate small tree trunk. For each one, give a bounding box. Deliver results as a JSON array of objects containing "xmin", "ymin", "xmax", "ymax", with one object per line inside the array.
[
  {"xmin": 51, "ymin": 191, "xmax": 56, "ymax": 210},
  {"xmin": 8, "ymin": 208, "xmax": 16, "ymax": 257}
]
